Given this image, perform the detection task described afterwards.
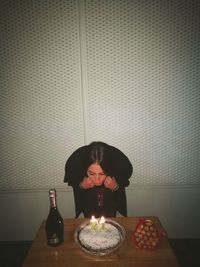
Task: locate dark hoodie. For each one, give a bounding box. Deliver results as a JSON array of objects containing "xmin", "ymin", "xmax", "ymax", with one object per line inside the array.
[{"xmin": 64, "ymin": 142, "xmax": 133, "ymax": 218}]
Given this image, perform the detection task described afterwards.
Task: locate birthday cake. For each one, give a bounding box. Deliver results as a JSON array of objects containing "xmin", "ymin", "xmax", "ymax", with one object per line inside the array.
[{"xmin": 74, "ymin": 219, "xmax": 125, "ymax": 256}]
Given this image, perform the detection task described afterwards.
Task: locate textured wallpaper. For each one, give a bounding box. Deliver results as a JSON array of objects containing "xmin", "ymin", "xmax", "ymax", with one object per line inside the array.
[{"xmin": 0, "ymin": 0, "xmax": 199, "ymax": 190}]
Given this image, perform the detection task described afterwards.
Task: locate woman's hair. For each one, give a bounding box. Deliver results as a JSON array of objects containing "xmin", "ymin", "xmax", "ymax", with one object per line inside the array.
[
  {"xmin": 64, "ymin": 141, "xmax": 132, "ymax": 186},
  {"xmin": 89, "ymin": 142, "xmax": 106, "ymax": 164},
  {"xmin": 87, "ymin": 142, "xmax": 112, "ymax": 175}
]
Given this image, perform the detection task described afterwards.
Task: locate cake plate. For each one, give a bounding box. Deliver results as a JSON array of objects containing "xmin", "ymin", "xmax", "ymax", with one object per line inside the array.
[{"xmin": 74, "ymin": 218, "xmax": 126, "ymax": 256}]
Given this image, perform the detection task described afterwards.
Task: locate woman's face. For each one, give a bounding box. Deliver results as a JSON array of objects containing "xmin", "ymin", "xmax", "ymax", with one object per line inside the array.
[{"xmin": 87, "ymin": 163, "xmax": 106, "ymax": 186}]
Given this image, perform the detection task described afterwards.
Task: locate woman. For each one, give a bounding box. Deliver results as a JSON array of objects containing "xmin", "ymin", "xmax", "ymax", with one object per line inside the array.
[{"xmin": 64, "ymin": 141, "xmax": 133, "ymax": 218}]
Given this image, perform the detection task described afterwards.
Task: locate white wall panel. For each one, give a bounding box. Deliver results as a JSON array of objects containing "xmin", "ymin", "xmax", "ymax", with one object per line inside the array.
[
  {"xmin": 1, "ymin": 0, "xmax": 199, "ymax": 189},
  {"xmin": 84, "ymin": 0, "xmax": 200, "ymax": 186},
  {"xmin": 0, "ymin": 0, "xmax": 84, "ymax": 190}
]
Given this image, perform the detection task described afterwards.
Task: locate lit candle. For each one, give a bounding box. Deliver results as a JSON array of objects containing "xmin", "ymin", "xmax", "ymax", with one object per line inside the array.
[
  {"xmin": 99, "ymin": 216, "xmax": 105, "ymax": 230},
  {"xmin": 90, "ymin": 216, "xmax": 98, "ymax": 229}
]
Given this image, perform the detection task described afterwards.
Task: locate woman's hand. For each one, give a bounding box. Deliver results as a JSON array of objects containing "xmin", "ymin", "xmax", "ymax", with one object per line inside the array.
[
  {"xmin": 80, "ymin": 175, "xmax": 119, "ymax": 191},
  {"xmin": 104, "ymin": 176, "xmax": 119, "ymax": 191},
  {"xmin": 79, "ymin": 176, "xmax": 95, "ymax": 189}
]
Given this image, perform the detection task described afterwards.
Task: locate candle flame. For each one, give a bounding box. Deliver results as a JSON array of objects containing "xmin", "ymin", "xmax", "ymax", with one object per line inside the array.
[{"xmin": 99, "ymin": 216, "xmax": 105, "ymax": 224}]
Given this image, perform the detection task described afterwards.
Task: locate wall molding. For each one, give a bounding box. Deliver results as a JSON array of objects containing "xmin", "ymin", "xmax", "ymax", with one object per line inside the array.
[{"xmin": 1, "ymin": 183, "xmax": 200, "ymax": 194}]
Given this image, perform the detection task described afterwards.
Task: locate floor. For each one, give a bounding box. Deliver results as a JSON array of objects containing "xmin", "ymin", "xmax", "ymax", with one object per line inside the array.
[
  {"xmin": 169, "ymin": 239, "xmax": 200, "ymax": 267},
  {"xmin": 0, "ymin": 239, "xmax": 199, "ymax": 267},
  {"xmin": 0, "ymin": 241, "xmax": 32, "ymax": 267}
]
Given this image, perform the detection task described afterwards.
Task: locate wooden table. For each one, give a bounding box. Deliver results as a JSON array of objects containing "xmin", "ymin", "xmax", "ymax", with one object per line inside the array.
[{"xmin": 22, "ymin": 217, "xmax": 180, "ymax": 267}]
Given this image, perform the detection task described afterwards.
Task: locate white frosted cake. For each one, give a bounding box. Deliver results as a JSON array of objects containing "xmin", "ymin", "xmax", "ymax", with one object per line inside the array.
[{"xmin": 75, "ymin": 219, "xmax": 125, "ymax": 256}]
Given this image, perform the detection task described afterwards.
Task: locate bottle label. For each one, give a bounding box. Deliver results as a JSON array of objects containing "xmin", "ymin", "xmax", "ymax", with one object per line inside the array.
[{"xmin": 49, "ymin": 234, "xmax": 60, "ymax": 245}]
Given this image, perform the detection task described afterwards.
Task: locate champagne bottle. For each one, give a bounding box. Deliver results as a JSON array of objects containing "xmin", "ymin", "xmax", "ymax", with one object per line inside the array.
[{"xmin": 45, "ymin": 189, "xmax": 64, "ymax": 246}]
